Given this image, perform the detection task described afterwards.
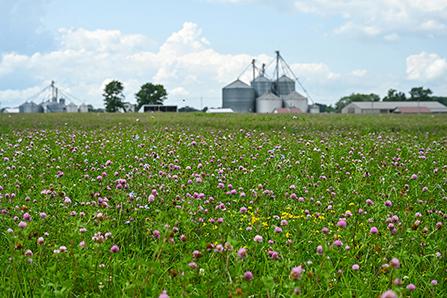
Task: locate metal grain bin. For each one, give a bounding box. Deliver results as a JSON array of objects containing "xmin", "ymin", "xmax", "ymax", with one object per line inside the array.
[
  {"xmin": 66, "ymin": 102, "xmax": 78, "ymax": 113},
  {"xmin": 222, "ymin": 79, "xmax": 256, "ymax": 113},
  {"xmin": 19, "ymin": 101, "xmax": 43, "ymax": 113},
  {"xmin": 42, "ymin": 101, "xmax": 65, "ymax": 113},
  {"xmin": 79, "ymin": 104, "xmax": 89, "ymax": 113},
  {"xmin": 256, "ymin": 92, "xmax": 282, "ymax": 113},
  {"xmin": 277, "ymin": 75, "xmax": 295, "ymax": 96},
  {"xmin": 283, "ymin": 91, "xmax": 308, "ymax": 113},
  {"xmin": 251, "ymin": 75, "xmax": 272, "ymax": 97}
]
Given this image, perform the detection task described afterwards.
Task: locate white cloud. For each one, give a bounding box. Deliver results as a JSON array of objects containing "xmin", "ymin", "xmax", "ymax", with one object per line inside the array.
[
  {"xmin": 291, "ymin": 63, "xmax": 340, "ymax": 81},
  {"xmin": 420, "ymin": 19, "xmax": 447, "ymax": 31},
  {"xmin": 351, "ymin": 69, "xmax": 368, "ymax": 77},
  {"xmin": 218, "ymin": 0, "xmax": 447, "ymax": 38},
  {"xmin": 57, "ymin": 28, "xmax": 155, "ymax": 53},
  {"xmin": 0, "ymin": 22, "xmax": 373, "ymax": 108},
  {"xmin": 334, "ymin": 22, "xmax": 382, "ymax": 37},
  {"xmin": 170, "ymin": 87, "xmax": 190, "ymax": 98},
  {"xmin": 213, "ymin": 0, "xmax": 447, "ymax": 37},
  {"xmin": 310, "ymin": 0, "xmax": 447, "ymax": 38},
  {"xmin": 0, "ymin": 86, "xmax": 45, "ymax": 107},
  {"xmin": 0, "ymin": 23, "xmax": 259, "ymax": 108},
  {"xmin": 406, "ymin": 52, "xmax": 447, "ymax": 81}
]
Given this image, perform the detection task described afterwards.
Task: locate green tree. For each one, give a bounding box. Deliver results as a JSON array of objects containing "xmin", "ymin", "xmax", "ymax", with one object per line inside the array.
[
  {"xmin": 383, "ymin": 89, "xmax": 407, "ymax": 101},
  {"xmin": 409, "ymin": 87, "xmax": 433, "ymax": 101},
  {"xmin": 431, "ymin": 96, "xmax": 447, "ymax": 106},
  {"xmin": 135, "ymin": 83, "xmax": 167, "ymax": 111},
  {"xmin": 103, "ymin": 80, "xmax": 125, "ymax": 112},
  {"xmin": 335, "ymin": 93, "xmax": 380, "ymax": 112}
]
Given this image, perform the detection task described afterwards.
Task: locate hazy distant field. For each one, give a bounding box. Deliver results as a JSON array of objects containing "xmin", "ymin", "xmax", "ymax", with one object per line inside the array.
[{"xmin": 0, "ymin": 113, "xmax": 446, "ymax": 297}]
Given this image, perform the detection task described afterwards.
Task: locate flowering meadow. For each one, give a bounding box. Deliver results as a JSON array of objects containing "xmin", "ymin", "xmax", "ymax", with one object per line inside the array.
[{"xmin": 0, "ymin": 113, "xmax": 446, "ymax": 297}]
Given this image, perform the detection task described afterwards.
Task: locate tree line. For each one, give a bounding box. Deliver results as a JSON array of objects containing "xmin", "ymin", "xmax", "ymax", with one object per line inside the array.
[
  {"xmin": 317, "ymin": 87, "xmax": 447, "ymax": 113},
  {"xmin": 103, "ymin": 80, "xmax": 167, "ymax": 112}
]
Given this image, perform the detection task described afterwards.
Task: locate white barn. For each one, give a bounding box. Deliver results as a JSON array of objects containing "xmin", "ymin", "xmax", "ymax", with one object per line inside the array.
[{"xmin": 342, "ymin": 101, "xmax": 447, "ymax": 114}]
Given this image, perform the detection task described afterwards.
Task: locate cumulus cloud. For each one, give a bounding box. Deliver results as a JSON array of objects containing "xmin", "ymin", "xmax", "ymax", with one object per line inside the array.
[
  {"xmin": 291, "ymin": 63, "xmax": 340, "ymax": 81},
  {"xmin": 57, "ymin": 28, "xmax": 155, "ymax": 53},
  {"xmin": 303, "ymin": 0, "xmax": 447, "ymax": 38},
  {"xmin": 214, "ymin": 0, "xmax": 447, "ymax": 38},
  {"xmin": 406, "ymin": 52, "xmax": 447, "ymax": 81},
  {"xmin": 0, "ymin": 22, "xmax": 257, "ymax": 107},
  {"xmin": 0, "ymin": 22, "xmax": 368, "ymax": 108}
]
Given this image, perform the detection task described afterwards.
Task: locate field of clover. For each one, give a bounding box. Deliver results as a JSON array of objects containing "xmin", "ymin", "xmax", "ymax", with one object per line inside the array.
[{"xmin": 0, "ymin": 113, "xmax": 446, "ymax": 297}]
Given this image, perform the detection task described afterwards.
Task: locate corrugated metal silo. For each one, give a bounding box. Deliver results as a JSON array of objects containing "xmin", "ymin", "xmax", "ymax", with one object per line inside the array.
[
  {"xmin": 19, "ymin": 101, "xmax": 43, "ymax": 113},
  {"xmin": 42, "ymin": 101, "xmax": 65, "ymax": 113},
  {"xmin": 277, "ymin": 75, "xmax": 295, "ymax": 96},
  {"xmin": 222, "ymin": 79, "xmax": 256, "ymax": 113},
  {"xmin": 79, "ymin": 104, "xmax": 89, "ymax": 113},
  {"xmin": 19, "ymin": 102, "xmax": 30, "ymax": 113},
  {"xmin": 251, "ymin": 75, "xmax": 272, "ymax": 97},
  {"xmin": 66, "ymin": 103, "xmax": 78, "ymax": 113},
  {"xmin": 256, "ymin": 92, "xmax": 282, "ymax": 113},
  {"xmin": 283, "ymin": 91, "xmax": 308, "ymax": 113}
]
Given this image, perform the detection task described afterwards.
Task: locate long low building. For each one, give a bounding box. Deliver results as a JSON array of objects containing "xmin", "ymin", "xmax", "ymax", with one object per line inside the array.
[{"xmin": 342, "ymin": 101, "xmax": 447, "ymax": 114}]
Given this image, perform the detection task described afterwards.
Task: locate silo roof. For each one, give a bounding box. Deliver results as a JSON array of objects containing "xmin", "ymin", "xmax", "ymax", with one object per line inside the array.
[
  {"xmin": 253, "ymin": 75, "xmax": 271, "ymax": 83},
  {"xmin": 223, "ymin": 79, "xmax": 252, "ymax": 89},
  {"xmin": 278, "ymin": 75, "xmax": 294, "ymax": 82},
  {"xmin": 257, "ymin": 91, "xmax": 280, "ymax": 101}
]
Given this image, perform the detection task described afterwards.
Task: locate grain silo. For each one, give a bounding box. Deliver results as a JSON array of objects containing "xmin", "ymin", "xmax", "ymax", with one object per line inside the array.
[
  {"xmin": 222, "ymin": 79, "xmax": 256, "ymax": 113},
  {"xmin": 66, "ymin": 102, "xmax": 78, "ymax": 113},
  {"xmin": 221, "ymin": 51, "xmax": 314, "ymax": 113},
  {"xmin": 283, "ymin": 91, "xmax": 308, "ymax": 112},
  {"xmin": 79, "ymin": 103, "xmax": 89, "ymax": 113},
  {"xmin": 251, "ymin": 75, "xmax": 272, "ymax": 97},
  {"xmin": 276, "ymin": 75, "xmax": 295, "ymax": 97},
  {"xmin": 19, "ymin": 101, "xmax": 43, "ymax": 113},
  {"xmin": 256, "ymin": 91, "xmax": 282, "ymax": 113},
  {"xmin": 42, "ymin": 101, "xmax": 65, "ymax": 113}
]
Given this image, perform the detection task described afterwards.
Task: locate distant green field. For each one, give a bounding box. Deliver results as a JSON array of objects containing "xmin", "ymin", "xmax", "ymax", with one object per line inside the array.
[{"xmin": 0, "ymin": 113, "xmax": 446, "ymax": 297}]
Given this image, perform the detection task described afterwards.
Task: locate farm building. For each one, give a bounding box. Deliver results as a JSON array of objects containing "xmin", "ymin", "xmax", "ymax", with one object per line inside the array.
[
  {"xmin": 207, "ymin": 108, "xmax": 234, "ymax": 113},
  {"xmin": 78, "ymin": 104, "xmax": 90, "ymax": 113},
  {"xmin": 222, "ymin": 51, "xmax": 312, "ymax": 114},
  {"xmin": 138, "ymin": 105, "xmax": 178, "ymax": 112},
  {"xmin": 341, "ymin": 101, "xmax": 447, "ymax": 114},
  {"xmin": 16, "ymin": 81, "xmax": 89, "ymax": 113},
  {"xmin": 19, "ymin": 101, "xmax": 43, "ymax": 113}
]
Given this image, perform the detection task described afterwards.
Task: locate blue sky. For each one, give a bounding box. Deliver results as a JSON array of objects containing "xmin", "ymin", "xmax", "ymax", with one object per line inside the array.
[{"xmin": 1, "ymin": 0, "xmax": 446, "ymax": 109}]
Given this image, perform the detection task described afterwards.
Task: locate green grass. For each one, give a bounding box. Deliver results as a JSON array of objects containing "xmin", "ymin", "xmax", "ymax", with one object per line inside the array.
[{"xmin": 0, "ymin": 113, "xmax": 446, "ymax": 297}]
